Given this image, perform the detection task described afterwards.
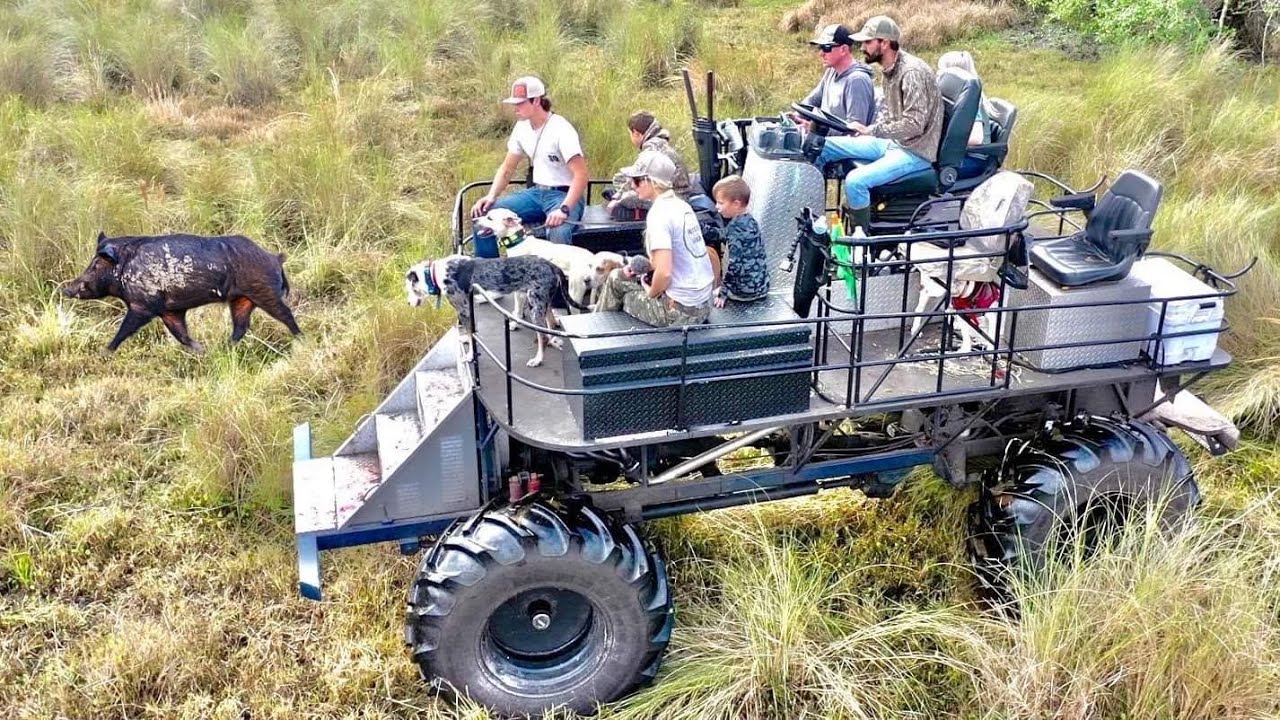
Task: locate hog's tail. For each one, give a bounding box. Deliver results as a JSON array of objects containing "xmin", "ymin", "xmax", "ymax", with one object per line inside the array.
[{"xmin": 277, "ymin": 253, "xmax": 291, "ymax": 296}]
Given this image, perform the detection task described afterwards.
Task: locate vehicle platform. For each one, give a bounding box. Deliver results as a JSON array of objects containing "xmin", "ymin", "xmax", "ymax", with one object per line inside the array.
[{"xmin": 467, "ymin": 300, "xmax": 1229, "ymax": 451}]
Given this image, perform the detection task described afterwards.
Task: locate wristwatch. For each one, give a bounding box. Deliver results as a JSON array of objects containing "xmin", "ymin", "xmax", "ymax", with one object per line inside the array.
[{"xmin": 559, "ymin": 204, "xmax": 571, "ymax": 215}]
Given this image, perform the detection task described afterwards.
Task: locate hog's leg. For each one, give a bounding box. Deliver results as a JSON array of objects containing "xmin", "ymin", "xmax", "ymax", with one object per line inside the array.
[
  {"xmin": 160, "ymin": 311, "xmax": 205, "ymax": 353},
  {"xmin": 106, "ymin": 308, "xmax": 154, "ymax": 351},
  {"xmin": 252, "ymin": 294, "xmax": 302, "ymax": 336},
  {"xmin": 228, "ymin": 296, "xmax": 256, "ymax": 342}
]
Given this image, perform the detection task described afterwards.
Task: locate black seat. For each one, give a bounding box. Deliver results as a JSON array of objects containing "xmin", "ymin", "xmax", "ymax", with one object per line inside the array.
[
  {"xmin": 950, "ymin": 97, "xmax": 1016, "ymax": 192},
  {"xmin": 1028, "ymin": 170, "xmax": 1163, "ymax": 287},
  {"xmin": 871, "ymin": 68, "xmax": 982, "ymax": 200}
]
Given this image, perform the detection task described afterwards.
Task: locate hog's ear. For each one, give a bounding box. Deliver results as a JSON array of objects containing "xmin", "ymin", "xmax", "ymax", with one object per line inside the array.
[
  {"xmin": 97, "ymin": 244, "xmax": 119, "ymax": 265},
  {"xmin": 96, "ymin": 231, "xmax": 108, "ymax": 247}
]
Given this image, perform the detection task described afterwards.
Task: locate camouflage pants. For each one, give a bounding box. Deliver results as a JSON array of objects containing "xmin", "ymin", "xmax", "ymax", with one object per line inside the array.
[{"xmin": 593, "ymin": 270, "xmax": 710, "ymax": 327}]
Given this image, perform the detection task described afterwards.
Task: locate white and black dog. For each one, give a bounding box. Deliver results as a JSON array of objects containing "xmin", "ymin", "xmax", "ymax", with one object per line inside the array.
[
  {"xmin": 406, "ymin": 254, "xmax": 569, "ymax": 367},
  {"xmin": 475, "ymin": 208, "xmax": 624, "ymax": 307}
]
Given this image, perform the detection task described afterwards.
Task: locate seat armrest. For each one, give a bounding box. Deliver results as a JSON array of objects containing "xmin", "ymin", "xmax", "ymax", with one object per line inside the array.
[
  {"xmin": 1107, "ymin": 227, "xmax": 1153, "ymax": 241},
  {"xmin": 1100, "ymin": 227, "xmax": 1153, "ymax": 263},
  {"xmin": 1050, "ymin": 191, "xmax": 1096, "ymax": 212},
  {"xmin": 965, "ymin": 141, "xmax": 1007, "ymax": 156}
]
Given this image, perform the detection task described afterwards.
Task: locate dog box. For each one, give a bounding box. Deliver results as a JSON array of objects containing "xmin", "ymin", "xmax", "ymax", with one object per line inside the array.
[
  {"xmin": 823, "ymin": 269, "xmax": 922, "ymax": 340},
  {"xmin": 1005, "ymin": 268, "xmax": 1151, "ymax": 371},
  {"xmin": 559, "ymin": 295, "xmax": 813, "ymax": 439},
  {"xmin": 1128, "ymin": 257, "xmax": 1224, "ymax": 365}
]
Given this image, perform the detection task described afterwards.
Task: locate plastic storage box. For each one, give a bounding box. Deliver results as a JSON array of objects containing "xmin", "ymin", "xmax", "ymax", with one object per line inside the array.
[{"xmin": 1128, "ymin": 257, "xmax": 1224, "ymax": 365}]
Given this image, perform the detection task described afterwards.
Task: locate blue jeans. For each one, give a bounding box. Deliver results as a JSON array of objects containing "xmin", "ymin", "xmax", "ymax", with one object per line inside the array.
[
  {"xmin": 471, "ymin": 186, "xmax": 584, "ymax": 258},
  {"xmin": 814, "ymin": 136, "xmax": 931, "ymax": 209}
]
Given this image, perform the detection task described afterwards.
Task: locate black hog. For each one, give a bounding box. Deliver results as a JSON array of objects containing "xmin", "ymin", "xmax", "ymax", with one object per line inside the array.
[{"xmin": 63, "ymin": 232, "xmax": 302, "ymax": 352}]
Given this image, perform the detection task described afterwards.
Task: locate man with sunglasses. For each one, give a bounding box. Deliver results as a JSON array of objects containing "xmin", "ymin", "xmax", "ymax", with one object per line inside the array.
[
  {"xmin": 813, "ymin": 16, "xmax": 943, "ymax": 232},
  {"xmin": 469, "ymin": 76, "xmax": 588, "ymax": 256},
  {"xmin": 792, "ymin": 24, "xmax": 875, "ymax": 133}
]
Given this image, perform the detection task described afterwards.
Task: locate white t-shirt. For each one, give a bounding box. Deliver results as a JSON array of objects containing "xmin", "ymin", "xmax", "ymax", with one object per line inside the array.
[
  {"xmin": 507, "ymin": 113, "xmax": 583, "ymax": 188},
  {"xmin": 645, "ymin": 192, "xmax": 715, "ymax": 307}
]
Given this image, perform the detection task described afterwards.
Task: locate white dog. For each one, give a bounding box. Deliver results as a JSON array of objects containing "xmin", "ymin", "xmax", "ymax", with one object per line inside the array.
[
  {"xmin": 475, "ymin": 208, "xmax": 623, "ymax": 308},
  {"xmin": 907, "ymin": 172, "xmax": 1033, "ymax": 355},
  {"xmin": 910, "ymin": 274, "xmax": 998, "ymax": 355}
]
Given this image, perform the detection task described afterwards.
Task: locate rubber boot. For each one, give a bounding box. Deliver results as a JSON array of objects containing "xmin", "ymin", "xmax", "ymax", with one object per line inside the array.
[{"xmin": 841, "ymin": 205, "xmax": 871, "ymax": 236}]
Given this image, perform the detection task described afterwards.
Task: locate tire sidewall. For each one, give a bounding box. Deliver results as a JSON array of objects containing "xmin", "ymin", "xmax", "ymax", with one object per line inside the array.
[{"xmin": 419, "ymin": 534, "xmax": 659, "ymax": 715}]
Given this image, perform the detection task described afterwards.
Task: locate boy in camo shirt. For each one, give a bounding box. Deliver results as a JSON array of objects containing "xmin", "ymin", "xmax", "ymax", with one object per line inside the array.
[{"xmin": 711, "ymin": 176, "xmax": 769, "ymax": 307}]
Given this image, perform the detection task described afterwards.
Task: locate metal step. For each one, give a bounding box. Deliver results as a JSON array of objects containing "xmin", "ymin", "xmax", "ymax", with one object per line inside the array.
[
  {"xmin": 416, "ymin": 369, "xmax": 466, "ymax": 431},
  {"xmin": 294, "ymin": 457, "xmax": 339, "ymax": 533},
  {"xmin": 294, "ymin": 451, "xmax": 384, "ymax": 532},
  {"xmin": 375, "ymin": 412, "xmax": 422, "ymax": 481},
  {"xmin": 293, "ymin": 327, "xmax": 481, "ymax": 539},
  {"xmin": 333, "ymin": 452, "xmax": 383, "ymax": 527}
]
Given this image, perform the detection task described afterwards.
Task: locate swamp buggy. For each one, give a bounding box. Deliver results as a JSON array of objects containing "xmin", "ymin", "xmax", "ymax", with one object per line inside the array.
[{"xmin": 290, "ymin": 71, "xmax": 1249, "ymax": 716}]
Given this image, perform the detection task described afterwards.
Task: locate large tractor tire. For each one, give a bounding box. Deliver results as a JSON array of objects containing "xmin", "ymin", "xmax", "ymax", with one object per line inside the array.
[
  {"xmin": 967, "ymin": 415, "xmax": 1198, "ymax": 598},
  {"xmin": 404, "ymin": 501, "xmax": 674, "ymax": 717}
]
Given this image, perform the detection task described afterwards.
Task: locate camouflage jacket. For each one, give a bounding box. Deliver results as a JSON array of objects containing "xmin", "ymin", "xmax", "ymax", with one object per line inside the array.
[
  {"xmin": 612, "ymin": 127, "xmax": 693, "ymax": 209},
  {"xmin": 718, "ymin": 213, "xmax": 769, "ymax": 301},
  {"xmin": 871, "ymin": 50, "xmax": 943, "ymax": 163}
]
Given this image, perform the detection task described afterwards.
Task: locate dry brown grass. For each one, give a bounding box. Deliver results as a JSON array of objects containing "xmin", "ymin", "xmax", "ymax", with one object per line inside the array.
[{"xmin": 781, "ymin": 0, "xmax": 1022, "ymax": 50}]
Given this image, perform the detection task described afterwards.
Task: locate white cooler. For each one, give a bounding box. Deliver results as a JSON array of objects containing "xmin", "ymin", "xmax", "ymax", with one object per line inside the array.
[{"xmin": 1129, "ymin": 258, "xmax": 1224, "ymax": 365}]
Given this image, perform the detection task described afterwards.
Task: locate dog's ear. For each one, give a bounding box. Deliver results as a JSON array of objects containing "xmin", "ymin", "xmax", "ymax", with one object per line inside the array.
[{"xmin": 405, "ymin": 268, "xmax": 420, "ymax": 284}]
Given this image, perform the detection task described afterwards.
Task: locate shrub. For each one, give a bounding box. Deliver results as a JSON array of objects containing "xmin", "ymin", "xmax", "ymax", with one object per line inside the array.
[
  {"xmin": 201, "ymin": 15, "xmax": 290, "ymax": 106},
  {"xmin": 0, "ymin": 33, "xmax": 65, "ymax": 106},
  {"xmin": 1027, "ymin": 0, "xmax": 1218, "ymax": 47}
]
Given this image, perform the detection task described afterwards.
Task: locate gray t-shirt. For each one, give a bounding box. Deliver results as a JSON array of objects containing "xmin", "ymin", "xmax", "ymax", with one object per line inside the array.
[{"xmin": 803, "ymin": 64, "xmax": 876, "ymax": 130}]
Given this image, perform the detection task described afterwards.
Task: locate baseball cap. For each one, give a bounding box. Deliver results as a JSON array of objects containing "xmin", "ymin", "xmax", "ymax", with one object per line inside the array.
[
  {"xmin": 502, "ymin": 76, "xmax": 546, "ymax": 105},
  {"xmin": 619, "ymin": 150, "xmax": 677, "ymax": 185},
  {"xmin": 809, "ymin": 24, "xmax": 854, "ymax": 47},
  {"xmin": 850, "ymin": 16, "xmax": 901, "ymax": 43}
]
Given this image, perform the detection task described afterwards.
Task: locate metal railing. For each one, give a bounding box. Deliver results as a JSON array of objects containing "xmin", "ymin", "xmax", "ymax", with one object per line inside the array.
[{"xmin": 449, "ymin": 183, "xmax": 1244, "ymax": 441}]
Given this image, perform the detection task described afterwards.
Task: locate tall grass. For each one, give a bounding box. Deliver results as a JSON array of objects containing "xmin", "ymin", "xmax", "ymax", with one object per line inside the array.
[
  {"xmin": 201, "ymin": 14, "xmax": 292, "ymax": 106},
  {"xmin": 617, "ymin": 509, "xmax": 987, "ymax": 719},
  {"xmin": 781, "ymin": 0, "xmax": 1022, "ymax": 49},
  {"xmin": 973, "ymin": 495, "xmax": 1280, "ymax": 718}
]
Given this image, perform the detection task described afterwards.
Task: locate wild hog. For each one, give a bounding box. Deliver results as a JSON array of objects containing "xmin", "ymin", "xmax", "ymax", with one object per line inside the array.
[{"xmin": 62, "ymin": 232, "xmax": 302, "ymax": 352}]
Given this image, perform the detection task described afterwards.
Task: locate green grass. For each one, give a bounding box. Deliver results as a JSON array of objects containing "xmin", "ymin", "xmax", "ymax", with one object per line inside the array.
[{"xmin": 1, "ymin": 0, "xmax": 1279, "ymax": 718}]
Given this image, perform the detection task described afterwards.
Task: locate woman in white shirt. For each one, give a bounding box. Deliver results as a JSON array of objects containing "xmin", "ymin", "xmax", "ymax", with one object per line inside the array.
[
  {"xmin": 593, "ymin": 150, "xmax": 715, "ymax": 326},
  {"xmin": 469, "ymin": 76, "xmax": 589, "ymax": 256}
]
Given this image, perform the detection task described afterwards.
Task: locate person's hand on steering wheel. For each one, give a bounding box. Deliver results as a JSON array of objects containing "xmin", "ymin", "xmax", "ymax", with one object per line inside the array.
[
  {"xmin": 788, "ymin": 111, "xmax": 812, "ymax": 132},
  {"xmin": 790, "ymin": 103, "xmax": 855, "ymax": 136}
]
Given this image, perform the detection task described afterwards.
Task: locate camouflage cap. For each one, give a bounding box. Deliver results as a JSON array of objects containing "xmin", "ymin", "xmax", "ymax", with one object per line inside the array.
[{"xmin": 850, "ymin": 16, "xmax": 901, "ymax": 43}]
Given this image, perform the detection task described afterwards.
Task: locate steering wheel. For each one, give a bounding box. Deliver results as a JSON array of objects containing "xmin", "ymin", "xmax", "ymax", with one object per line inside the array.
[{"xmin": 790, "ymin": 103, "xmax": 854, "ymax": 136}]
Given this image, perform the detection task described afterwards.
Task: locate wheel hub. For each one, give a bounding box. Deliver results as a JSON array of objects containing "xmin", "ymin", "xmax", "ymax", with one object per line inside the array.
[{"xmin": 487, "ymin": 588, "xmax": 594, "ymax": 661}]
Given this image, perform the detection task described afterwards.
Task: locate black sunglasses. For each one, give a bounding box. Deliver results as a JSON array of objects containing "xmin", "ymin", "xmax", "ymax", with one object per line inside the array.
[{"xmin": 818, "ymin": 43, "xmax": 844, "ymax": 53}]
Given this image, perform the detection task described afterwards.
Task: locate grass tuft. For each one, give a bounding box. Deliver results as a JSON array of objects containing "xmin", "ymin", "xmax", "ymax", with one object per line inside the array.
[
  {"xmin": 974, "ymin": 495, "xmax": 1280, "ymax": 718},
  {"xmin": 781, "ymin": 0, "xmax": 1022, "ymax": 50}
]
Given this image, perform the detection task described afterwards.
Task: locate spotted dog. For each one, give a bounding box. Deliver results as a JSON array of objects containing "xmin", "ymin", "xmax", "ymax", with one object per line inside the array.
[
  {"xmin": 476, "ymin": 208, "xmax": 620, "ymax": 309},
  {"xmin": 406, "ymin": 254, "xmax": 568, "ymax": 367}
]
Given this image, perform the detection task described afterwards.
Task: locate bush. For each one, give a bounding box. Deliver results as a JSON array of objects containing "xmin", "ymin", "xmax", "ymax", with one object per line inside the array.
[
  {"xmin": 1027, "ymin": 0, "xmax": 1218, "ymax": 47},
  {"xmin": 201, "ymin": 15, "xmax": 290, "ymax": 106}
]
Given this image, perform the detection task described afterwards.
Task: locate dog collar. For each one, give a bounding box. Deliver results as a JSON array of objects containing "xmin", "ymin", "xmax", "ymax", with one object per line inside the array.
[
  {"xmin": 425, "ymin": 261, "xmax": 444, "ymax": 309},
  {"xmin": 498, "ymin": 229, "xmax": 526, "ymax": 250}
]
